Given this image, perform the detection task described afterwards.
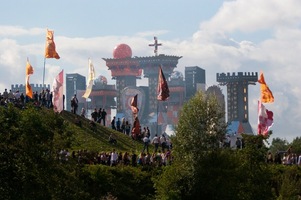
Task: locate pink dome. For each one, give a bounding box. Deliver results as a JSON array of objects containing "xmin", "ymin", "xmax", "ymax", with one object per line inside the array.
[{"xmin": 113, "ymin": 44, "xmax": 132, "ymax": 59}]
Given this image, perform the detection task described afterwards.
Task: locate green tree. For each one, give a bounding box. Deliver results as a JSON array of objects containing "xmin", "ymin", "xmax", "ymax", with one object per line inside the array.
[
  {"xmin": 290, "ymin": 137, "xmax": 301, "ymax": 154},
  {"xmin": 235, "ymin": 134, "xmax": 274, "ymax": 200},
  {"xmin": 269, "ymin": 137, "xmax": 289, "ymax": 154},
  {"xmin": 0, "ymin": 104, "xmax": 89, "ymax": 200},
  {"xmin": 155, "ymin": 91, "xmax": 232, "ymax": 199}
]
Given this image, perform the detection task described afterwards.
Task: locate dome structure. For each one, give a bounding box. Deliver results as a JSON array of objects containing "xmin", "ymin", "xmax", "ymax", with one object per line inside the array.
[
  {"xmin": 94, "ymin": 75, "xmax": 108, "ymax": 85},
  {"xmin": 170, "ymin": 71, "xmax": 184, "ymax": 80},
  {"xmin": 113, "ymin": 44, "xmax": 132, "ymax": 59}
]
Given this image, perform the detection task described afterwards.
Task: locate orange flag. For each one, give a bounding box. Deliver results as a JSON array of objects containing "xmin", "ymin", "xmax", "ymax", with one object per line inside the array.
[
  {"xmin": 25, "ymin": 60, "xmax": 34, "ymax": 98},
  {"xmin": 258, "ymin": 71, "xmax": 274, "ymax": 103},
  {"xmin": 45, "ymin": 29, "xmax": 60, "ymax": 59}
]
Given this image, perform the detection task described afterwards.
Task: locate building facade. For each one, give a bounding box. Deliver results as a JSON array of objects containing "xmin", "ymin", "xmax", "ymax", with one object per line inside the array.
[
  {"xmin": 66, "ymin": 73, "xmax": 86, "ymax": 112},
  {"xmin": 216, "ymin": 72, "xmax": 258, "ymax": 134},
  {"xmin": 185, "ymin": 66, "xmax": 206, "ymax": 100}
]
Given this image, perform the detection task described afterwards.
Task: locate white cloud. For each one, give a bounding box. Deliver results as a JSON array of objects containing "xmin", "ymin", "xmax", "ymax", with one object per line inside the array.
[
  {"xmin": 0, "ymin": 0, "xmax": 301, "ymax": 142},
  {"xmin": 200, "ymin": 0, "xmax": 301, "ymax": 33},
  {"xmin": 0, "ymin": 26, "xmax": 44, "ymax": 37}
]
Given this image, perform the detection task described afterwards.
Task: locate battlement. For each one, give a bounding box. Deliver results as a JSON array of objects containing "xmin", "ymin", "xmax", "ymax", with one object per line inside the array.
[
  {"xmin": 11, "ymin": 84, "xmax": 50, "ymax": 90},
  {"xmin": 216, "ymin": 72, "xmax": 258, "ymax": 83}
]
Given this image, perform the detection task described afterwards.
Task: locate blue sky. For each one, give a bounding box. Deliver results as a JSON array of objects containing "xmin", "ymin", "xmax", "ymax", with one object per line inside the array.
[{"xmin": 0, "ymin": 0, "xmax": 301, "ymax": 142}]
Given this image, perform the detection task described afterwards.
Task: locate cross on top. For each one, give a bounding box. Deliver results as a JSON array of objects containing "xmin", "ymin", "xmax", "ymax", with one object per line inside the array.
[{"xmin": 149, "ymin": 36, "xmax": 162, "ymax": 56}]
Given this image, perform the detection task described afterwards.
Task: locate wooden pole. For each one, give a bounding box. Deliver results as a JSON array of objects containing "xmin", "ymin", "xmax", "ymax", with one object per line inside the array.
[{"xmin": 42, "ymin": 57, "xmax": 46, "ymax": 88}]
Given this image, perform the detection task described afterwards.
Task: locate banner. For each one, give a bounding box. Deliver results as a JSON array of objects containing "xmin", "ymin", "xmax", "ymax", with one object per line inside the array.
[
  {"xmin": 82, "ymin": 59, "xmax": 95, "ymax": 98},
  {"xmin": 52, "ymin": 70, "xmax": 64, "ymax": 113},
  {"xmin": 157, "ymin": 66, "xmax": 169, "ymax": 101}
]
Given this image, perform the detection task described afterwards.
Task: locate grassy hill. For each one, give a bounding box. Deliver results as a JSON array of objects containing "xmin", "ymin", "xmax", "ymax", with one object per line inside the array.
[
  {"xmin": 61, "ymin": 110, "xmax": 148, "ymax": 153},
  {"xmin": 0, "ymin": 105, "xmax": 156, "ymax": 200}
]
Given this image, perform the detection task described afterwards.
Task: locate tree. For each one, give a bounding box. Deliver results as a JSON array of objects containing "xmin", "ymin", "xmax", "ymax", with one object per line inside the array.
[
  {"xmin": 155, "ymin": 91, "xmax": 231, "ymax": 199},
  {"xmin": 269, "ymin": 137, "xmax": 289, "ymax": 154},
  {"xmin": 0, "ymin": 104, "xmax": 89, "ymax": 200},
  {"xmin": 290, "ymin": 137, "xmax": 301, "ymax": 154}
]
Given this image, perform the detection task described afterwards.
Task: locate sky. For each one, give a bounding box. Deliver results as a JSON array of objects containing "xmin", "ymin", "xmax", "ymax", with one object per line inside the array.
[{"xmin": 0, "ymin": 0, "xmax": 300, "ymax": 142}]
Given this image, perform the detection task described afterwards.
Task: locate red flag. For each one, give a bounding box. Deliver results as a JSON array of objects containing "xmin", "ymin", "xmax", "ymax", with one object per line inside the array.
[
  {"xmin": 45, "ymin": 29, "xmax": 60, "ymax": 59},
  {"xmin": 52, "ymin": 70, "xmax": 64, "ymax": 113},
  {"xmin": 131, "ymin": 116, "xmax": 140, "ymax": 139},
  {"xmin": 157, "ymin": 66, "xmax": 169, "ymax": 101},
  {"xmin": 258, "ymin": 71, "xmax": 274, "ymax": 103},
  {"xmin": 130, "ymin": 94, "xmax": 139, "ymax": 114},
  {"xmin": 258, "ymin": 101, "xmax": 274, "ymax": 136},
  {"xmin": 25, "ymin": 60, "xmax": 34, "ymax": 98}
]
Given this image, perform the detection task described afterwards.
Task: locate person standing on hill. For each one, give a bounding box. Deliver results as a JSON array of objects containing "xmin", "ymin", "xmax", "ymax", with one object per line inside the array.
[
  {"xmin": 80, "ymin": 107, "xmax": 86, "ymax": 118},
  {"xmin": 101, "ymin": 109, "xmax": 107, "ymax": 126},
  {"xmin": 142, "ymin": 135, "xmax": 150, "ymax": 153},
  {"xmin": 97, "ymin": 108, "xmax": 102, "ymax": 123},
  {"xmin": 152, "ymin": 134, "xmax": 160, "ymax": 152},
  {"xmin": 71, "ymin": 94, "xmax": 78, "ymax": 114},
  {"xmin": 111, "ymin": 116, "xmax": 116, "ymax": 130},
  {"xmin": 116, "ymin": 118, "xmax": 121, "ymax": 132},
  {"xmin": 121, "ymin": 118, "xmax": 126, "ymax": 134},
  {"xmin": 125, "ymin": 121, "xmax": 131, "ymax": 136},
  {"xmin": 91, "ymin": 108, "xmax": 98, "ymax": 122}
]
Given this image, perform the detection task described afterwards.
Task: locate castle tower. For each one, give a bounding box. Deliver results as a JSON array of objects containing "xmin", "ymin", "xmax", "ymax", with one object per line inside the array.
[
  {"xmin": 103, "ymin": 44, "xmax": 142, "ymax": 113},
  {"xmin": 137, "ymin": 55, "xmax": 182, "ymax": 113},
  {"xmin": 216, "ymin": 72, "xmax": 258, "ymax": 133}
]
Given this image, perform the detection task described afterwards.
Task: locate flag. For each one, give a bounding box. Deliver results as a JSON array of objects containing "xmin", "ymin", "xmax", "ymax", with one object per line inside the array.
[
  {"xmin": 25, "ymin": 60, "xmax": 34, "ymax": 98},
  {"xmin": 45, "ymin": 29, "xmax": 60, "ymax": 59},
  {"xmin": 258, "ymin": 71, "xmax": 274, "ymax": 103},
  {"xmin": 131, "ymin": 116, "xmax": 140, "ymax": 139},
  {"xmin": 52, "ymin": 70, "xmax": 64, "ymax": 113},
  {"xmin": 130, "ymin": 94, "xmax": 139, "ymax": 114},
  {"xmin": 82, "ymin": 59, "xmax": 95, "ymax": 98},
  {"xmin": 258, "ymin": 101, "xmax": 274, "ymax": 136},
  {"xmin": 157, "ymin": 66, "xmax": 169, "ymax": 101}
]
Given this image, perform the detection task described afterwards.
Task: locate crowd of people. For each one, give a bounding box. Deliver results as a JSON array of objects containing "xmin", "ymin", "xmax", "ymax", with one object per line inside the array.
[
  {"xmin": 266, "ymin": 147, "xmax": 301, "ymax": 166},
  {"xmin": 0, "ymin": 88, "xmax": 56, "ymax": 109},
  {"xmin": 57, "ymin": 148, "xmax": 173, "ymax": 167}
]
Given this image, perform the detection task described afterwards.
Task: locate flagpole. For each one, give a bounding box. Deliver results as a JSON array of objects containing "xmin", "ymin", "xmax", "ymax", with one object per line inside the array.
[
  {"xmin": 157, "ymin": 100, "xmax": 159, "ymax": 135},
  {"xmin": 42, "ymin": 57, "xmax": 46, "ymax": 88}
]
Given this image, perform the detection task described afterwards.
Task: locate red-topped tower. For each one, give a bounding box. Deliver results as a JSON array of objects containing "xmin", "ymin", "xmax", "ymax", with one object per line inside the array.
[
  {"xmin": 103, "ymin": 44, "xmax": 142, "ymax": 112},
  {"xmin": 103, "ymin": 40, "xmax": 182, "ymax": 135}
]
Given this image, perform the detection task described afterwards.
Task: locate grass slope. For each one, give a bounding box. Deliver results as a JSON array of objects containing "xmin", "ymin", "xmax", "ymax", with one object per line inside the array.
[{"xmin": 61, "ymin": 111, "xmax": 148, "ymax": 153}]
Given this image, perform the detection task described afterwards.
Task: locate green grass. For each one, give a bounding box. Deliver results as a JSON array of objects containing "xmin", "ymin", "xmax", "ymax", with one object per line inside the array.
[{"xmin": 61, "ymin": 111, "xmax": 152, "ymax": 153}]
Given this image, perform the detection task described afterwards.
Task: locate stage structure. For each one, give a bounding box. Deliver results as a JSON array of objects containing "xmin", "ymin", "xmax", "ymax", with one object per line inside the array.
[
  {"xmin": 166, "ymin": 71, "xmax": 185, "ymax": 124},
  {"xmin": 216, "ymin": 72, "xmax": 258, "ymax": 134},
  {"xmin": 103, "ymin": 39, "xmax": 182, "ymax": 135},
  {"xmin": 87, "ymin": 75, "xmax": 117, "ymax": 125},
  {"xmin": 103, "ymin": 44, "xmax": 142, "ymax": 113}
]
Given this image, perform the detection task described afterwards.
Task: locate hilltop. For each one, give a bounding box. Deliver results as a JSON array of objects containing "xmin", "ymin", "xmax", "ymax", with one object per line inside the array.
[
  {"xmin": 0, "ymin": 104, "xmax": 156, "ymax": 200},
  {"xmin": 60, "ymin": 110, "xmax": 147, "ymax": 153}
]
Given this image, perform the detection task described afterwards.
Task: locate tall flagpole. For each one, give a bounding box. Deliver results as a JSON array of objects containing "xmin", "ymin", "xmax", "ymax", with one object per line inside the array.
[
  {"xmin": 157, "ymin": 100, "xmax": 159, "ymax": 135},
  {"xmin": 42, "ymin": 58, "xmax": 46, "ymax": 88}
]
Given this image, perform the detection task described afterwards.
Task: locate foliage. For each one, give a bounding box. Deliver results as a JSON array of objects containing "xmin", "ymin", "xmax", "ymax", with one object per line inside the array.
[
  {"xmin": 234, "ymin": 134, "xmax": 275, "ymax": 200},
  {"xmin": 1, "ymin": 102, "xmax": 301, "ymax": 199},
  {"xmin": 0, "ymin": 104, "xmax": 155, "ymax": 200},
  {"xmin": 268, "ymin": 164, "xmax": 301, "ymax": 199},
  {"xmin": 155, "ymin": 91, "xmax": 229, "ymax": 199},
  {"xmin": 83, "ymin": 165, "xmax": 155, "ymax": 200},
  {"xmin": 269, "ymin": 137, "xmax": 289, "ymax": 154},
  {"xmin": 0, "ymin": 104, "xmax": 90, "ymax": 199},
  {"xmin": 290, "ymin": 137, "xmax": 301, "ymax": 155}
]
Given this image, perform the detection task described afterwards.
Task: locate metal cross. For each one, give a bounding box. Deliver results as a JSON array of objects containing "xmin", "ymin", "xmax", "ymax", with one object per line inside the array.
[{"xmin": 149, "ymin": 36, "xmax": 162, "ymax": 56}]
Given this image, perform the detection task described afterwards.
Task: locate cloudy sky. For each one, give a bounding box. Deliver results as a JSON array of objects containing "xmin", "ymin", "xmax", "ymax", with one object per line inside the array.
[{"xmin": 0, "ymin": 0, "xmax": 300, "ymax": 142}]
